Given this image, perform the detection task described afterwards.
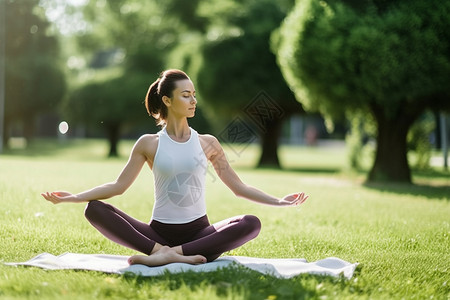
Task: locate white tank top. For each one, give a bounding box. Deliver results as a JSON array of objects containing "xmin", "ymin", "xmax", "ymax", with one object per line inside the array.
[{"xmin": 151, "ymin": 127, "xmax": 207, "ymax": 224}]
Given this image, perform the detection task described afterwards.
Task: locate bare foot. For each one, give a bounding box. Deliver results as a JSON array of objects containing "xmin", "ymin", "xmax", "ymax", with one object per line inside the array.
[{"xmin": 128, "ymin": 246, "xmax": 207, "ymax": 266}]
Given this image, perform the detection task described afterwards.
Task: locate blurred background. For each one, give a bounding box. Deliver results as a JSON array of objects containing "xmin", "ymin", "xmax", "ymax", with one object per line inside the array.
[{"xmin": 1, "ymin": 0, "xmax": 449, "ymax": 183}]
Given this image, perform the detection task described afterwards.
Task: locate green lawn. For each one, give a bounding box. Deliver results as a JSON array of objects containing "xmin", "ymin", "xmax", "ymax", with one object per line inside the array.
[{"xmin": 0, "ymin": 139, "xmax": 449, "ymax": 299}]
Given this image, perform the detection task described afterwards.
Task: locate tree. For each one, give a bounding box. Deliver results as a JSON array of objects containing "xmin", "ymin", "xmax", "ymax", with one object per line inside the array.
[
  {"xmin": 62, "ymin": 0, "xmax": 179, "ymax": 156},
  {"xmin": 275, "ymin": 0, "xmax": 450, "ymax": 182},
  {"xmin": 4, "ymin": 0, "xmax": 66, "ymax": 144},
  {"xmin": 67, "ymin": 72, "xmax": 153, "ymax": 157},
  {"xmin": 193, "ymin": 0, "xmax": 303, "ymax": 167}
]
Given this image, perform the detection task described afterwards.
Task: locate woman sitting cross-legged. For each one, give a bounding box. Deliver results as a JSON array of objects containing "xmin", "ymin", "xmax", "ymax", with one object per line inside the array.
[{"xmin": 41, "ymin": 69, "xmax": 308, "ymax": 267}]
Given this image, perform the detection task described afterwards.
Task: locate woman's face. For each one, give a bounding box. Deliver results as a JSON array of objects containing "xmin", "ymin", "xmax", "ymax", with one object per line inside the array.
[{"xmin": 166, "ymin": 79, "xmax": 197, "ymax": 119}]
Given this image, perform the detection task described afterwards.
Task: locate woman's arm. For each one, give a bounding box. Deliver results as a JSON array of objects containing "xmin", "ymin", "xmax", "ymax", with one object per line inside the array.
[
  {"xmin": 201, "ymin": 135, "xmax": 308, "ymax": 207},
  {"xmin": 41, "ymin": 135, "xmax": 154, "ymax": 204}
]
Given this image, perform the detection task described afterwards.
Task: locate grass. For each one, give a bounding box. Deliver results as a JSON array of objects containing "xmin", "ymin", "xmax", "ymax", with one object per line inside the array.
[{"xmin": 0, "ymin": 138, "xmax": 449, "ymax": 299}]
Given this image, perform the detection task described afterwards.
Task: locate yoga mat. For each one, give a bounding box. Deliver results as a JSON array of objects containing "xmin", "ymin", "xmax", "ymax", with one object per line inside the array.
[{"xmin": 5, "ymin": 253, "xmax": 358, "ymax": 279}]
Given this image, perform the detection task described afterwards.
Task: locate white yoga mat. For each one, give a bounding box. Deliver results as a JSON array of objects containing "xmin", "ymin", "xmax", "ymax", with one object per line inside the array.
[{"xmin": 5, "ymin": 253, "xmax": 358, "ymax": 279}]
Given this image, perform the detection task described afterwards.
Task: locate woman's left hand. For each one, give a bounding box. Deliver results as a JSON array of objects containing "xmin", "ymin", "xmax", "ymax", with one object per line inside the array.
[
  {"xmin": 41, "ymin": 191, "xmax": 79, "ymax": 204},
  {"xmin": 279, "ymin": 192, "xmax": 309, "ymax": 206}
]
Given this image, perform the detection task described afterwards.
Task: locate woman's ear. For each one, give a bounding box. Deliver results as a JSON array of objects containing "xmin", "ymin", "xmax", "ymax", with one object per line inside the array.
[{"xmin": 162, "ymin": 95, "xmax": 172, "ymax": 107}]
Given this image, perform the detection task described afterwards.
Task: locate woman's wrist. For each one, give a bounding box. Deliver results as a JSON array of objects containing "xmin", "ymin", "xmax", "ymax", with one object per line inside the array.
[{"xmin": 73, "ymin": 194, "xmax": 86, "ymax": 203}]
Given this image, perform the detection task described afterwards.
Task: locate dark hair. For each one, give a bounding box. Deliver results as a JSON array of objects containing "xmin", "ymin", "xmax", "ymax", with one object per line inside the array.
[{"xmin": 145, "ymin": 69, "xmax": 190, "ymax": 126}]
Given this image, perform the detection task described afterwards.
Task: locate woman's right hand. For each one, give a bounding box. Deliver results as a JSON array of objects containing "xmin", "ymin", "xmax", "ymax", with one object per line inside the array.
[{"xmin": 41, "ymin": 191, "xmax": 79, "ymax": 204}]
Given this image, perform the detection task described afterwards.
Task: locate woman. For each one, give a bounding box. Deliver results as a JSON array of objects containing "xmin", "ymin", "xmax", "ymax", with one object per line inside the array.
[{"xmin": 41, "ymin": 69, "xmax": 308, "ymax": 267}]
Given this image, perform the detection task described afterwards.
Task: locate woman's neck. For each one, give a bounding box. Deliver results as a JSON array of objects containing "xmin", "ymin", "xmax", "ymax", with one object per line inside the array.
[{"xmin": 164, "ymin": 118, "xmax": 190, "ymax": 141}]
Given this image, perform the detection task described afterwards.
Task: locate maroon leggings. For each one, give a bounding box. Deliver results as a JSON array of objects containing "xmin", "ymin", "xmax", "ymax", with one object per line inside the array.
[{"xmin": 84, "ymin": 200, "xmax": 261, "ymax": 262}]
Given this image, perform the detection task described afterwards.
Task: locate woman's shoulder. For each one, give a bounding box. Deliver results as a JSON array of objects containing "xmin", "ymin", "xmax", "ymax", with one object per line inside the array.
[
  {"xmin": 198, "ymin": 133, "xmax": 223, "ymax": 158},
  {"xmin": 131, "ymin": 134, "xmax": 160, "ymax": 162},
  {"xmin": 134, "ymin": 134, "xmax": 159, "ymax": 150},
  {"xmin": 137, "ymin": 133, "xmax": 159, "ymax": 142},
  {"xmin": 198, "ymin": 133, "xmax": 219, "ymax": 145}
]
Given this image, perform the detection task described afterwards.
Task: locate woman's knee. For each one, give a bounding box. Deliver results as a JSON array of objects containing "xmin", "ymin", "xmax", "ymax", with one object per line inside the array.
[
  {"xmin": 84, "ymin": 200, "xmax": 105, "ymax": 220},
  {"xmin": 242, "ymin": 215, "xmax": 261, "ymax": 237}
]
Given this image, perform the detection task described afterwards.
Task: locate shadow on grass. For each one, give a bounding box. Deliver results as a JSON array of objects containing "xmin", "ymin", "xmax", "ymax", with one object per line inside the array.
[
  {"xmin": 244, "ymin": 165, "xmax": 449, "ymax": 201},
  {"xmin": 2, "ymin": 139, "xmax": 78, "ymax": 157},
  {"xmin": 238, "ymin": 165, "xmax": 341, "ymax": 174},
  {"xmin": 3, "ymin": 138, "xmax": 88, "ymax": 157},
  {"xmin": 362, "ymin": 168, "xmax": 449, "ymax": 200},
  {"xmin": 121, "ymin": 265, "xmax": 352, "ymax": 300},
  {"xmin": 1, "ymin": 138, "xmax": 114, "ymax": 160},
  {"xmin": 412, "ymin": 168, "xmax": 449, "ymax": 179},
  {"xmin": 284, "ymin": 167, "xmax": 341, "ymax": 174},
  {"xmin": 363, "ymin": 181, "xmax": 449, "ymax": 201}
]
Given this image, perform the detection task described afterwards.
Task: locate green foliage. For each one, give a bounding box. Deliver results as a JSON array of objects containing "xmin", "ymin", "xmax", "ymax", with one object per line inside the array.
[
  {"xmin": 196, "ymin": 0, "xmax": 300, "ymax": 119},
  {"xmin": 346, "ymin": 114, "xmax": 364, "ymax": 170},
  {"xmin": 5, "ymin": 0, "xmax": 66, "ymax": 137},
  {"xmin": 61, "ymin": 0, "xmax": 189, "ymax": 155},
  {"xmin": 345, "ymin": 112, "xmax": 376, "ymax": 170},
  {"xmin": 407, "ymin": 112, "xmax": 435, "ymax": 170},
  {"xmin": 275, "ymin": 0, "xmax": 450, "ymax": 181},
  {"xmin": 164, "ymin": 0, "xmax": 207, "ymax": 32},
  {"xmin": 276, "ymin": 0, "xmax": 450, "ymax": 120},
  {"xmin": 76, "ymin": 0, "xmax": 182, "ymax": 70},
  {"xmin": 167, "ymin": 0, "xmax": 303, "ymax": 167},
  {"xmin": 66, "ymin": 71, "xmax": 148, "ymax": 127}
]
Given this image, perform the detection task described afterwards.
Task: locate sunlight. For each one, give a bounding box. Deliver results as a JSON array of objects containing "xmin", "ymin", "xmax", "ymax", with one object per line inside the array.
[
  {"xmin": 39, "ymin": 0, "xmax": 89, "ymax": 35},
  {"xmin": 58, "ymin": 121, "xmax": 69, "ymax": 135}
]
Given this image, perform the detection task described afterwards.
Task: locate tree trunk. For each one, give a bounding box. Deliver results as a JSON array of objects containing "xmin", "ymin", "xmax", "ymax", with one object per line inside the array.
[
  {"xmin": 2, "ymin": 118, "xmax": 10, "ymax": 149},
  {"xmin": 368, "ymin": 98, "xmax": 430, "ymax": 183},
  {"xmin": 433, "ymin": 110, "xmax": 441, "ymax": 149},
  {"xmin": 106, "ymin": 124, "xmax": 120, "ymax": 157},
  {"xmin": 257, "ymin": 118, "xmax": 283, "ymax": 168},
  {"xmin": 23, "ymin": 116, "xmax": 35, "ymax": 144},
  {"xmin": 368, "ymin": 115, "xmax": 411, "ymax": 183}
]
